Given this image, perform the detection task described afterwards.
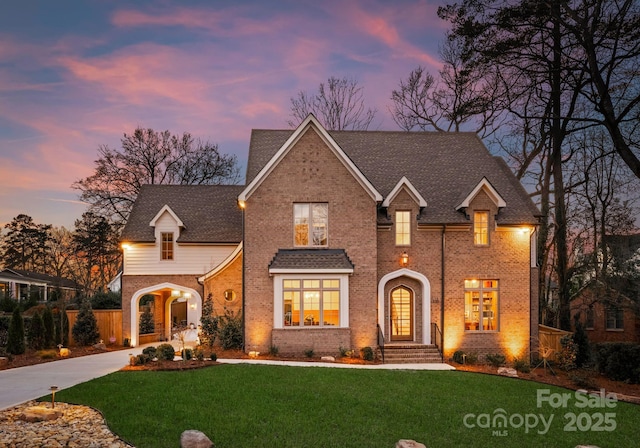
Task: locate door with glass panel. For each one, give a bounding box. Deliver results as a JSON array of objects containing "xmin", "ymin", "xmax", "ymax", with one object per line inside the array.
[{"xmin": 390, "ymin": 286, "xmax": 413, "ymax": 341}]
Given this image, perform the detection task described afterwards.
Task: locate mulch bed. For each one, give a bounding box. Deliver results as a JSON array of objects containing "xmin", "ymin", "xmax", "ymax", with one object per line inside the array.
[{"xmin": 0, "ymin": 345, "xmax": 128, "ymax": 371}]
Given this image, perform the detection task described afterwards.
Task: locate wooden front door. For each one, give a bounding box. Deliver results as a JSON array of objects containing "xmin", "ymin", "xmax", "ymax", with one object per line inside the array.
[{"xmin": 390, "ymin": 287, "xmax": 413, "ymax": 341}]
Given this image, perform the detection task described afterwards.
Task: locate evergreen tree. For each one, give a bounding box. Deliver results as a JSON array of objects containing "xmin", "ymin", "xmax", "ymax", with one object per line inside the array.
[
  {"xmin": 6, "ymin": 307, "xmax": 25, "ymax": 355},
  {"xmin": 58, "ymin": 305, "xmax": 69, "ymax": 347},
  {"xmin": 200, "ymin": 294, "xmax": 219, "ymax": 347},
  {"xmin": 139, "ymin": 307, "xmax": 155, "ymax": 334},
  {"xmin": 573, "ymin": 319, "xmax": 591, "ymax": 368},
  {"xmin": 42, "ymin": 306, "xmax": 55, "ymax": 348},
  {"xmin": 72, "ymin": 299, "xmax": 100, "ymax": 346},
  {"xmin": 27, "ymin": 310, "xmax": 45, "ymax": 350}
]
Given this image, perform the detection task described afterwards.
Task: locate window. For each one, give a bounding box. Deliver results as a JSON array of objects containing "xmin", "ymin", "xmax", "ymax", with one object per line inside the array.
[
  {"xmin": 294, "ymin": 203, "xmax": 328, "ymax": 247},
  {"xmin": 395, "ymin": 211, "xmax": 411, "ymax": 245},
  {"xmin": 161, "ymin": 232, "xmax": 174, "ymax": 260},
  {"xmin": 464, "ymin": 279, "xmax": 498, "ymax": 331},
  {"xmin": 474, "ymin": 211, "xmax": 489, "ymax": 246},
  {"xmin": 606, "ymin": 306, "xmax": 624, "ymax": 330},
  {"xmin": 283, "ymin": 279, "xmax": 340, "ymax": 327}
]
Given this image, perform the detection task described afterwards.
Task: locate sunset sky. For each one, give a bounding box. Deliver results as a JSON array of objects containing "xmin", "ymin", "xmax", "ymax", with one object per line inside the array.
[{"xmin": 0, "ymin": 0, "xmax": 449, "ymax": 230}]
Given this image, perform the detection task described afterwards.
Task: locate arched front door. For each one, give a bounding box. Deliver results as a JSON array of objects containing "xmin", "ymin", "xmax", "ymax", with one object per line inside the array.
[{"xmin": 390, "ymin": 286, "xmax": 413, "ymax": 341}]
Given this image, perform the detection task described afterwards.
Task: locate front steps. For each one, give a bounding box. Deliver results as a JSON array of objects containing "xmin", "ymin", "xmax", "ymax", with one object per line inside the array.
[{"xmin": 381, "ymin": 344, "xmax": 444, "ymax": 364}]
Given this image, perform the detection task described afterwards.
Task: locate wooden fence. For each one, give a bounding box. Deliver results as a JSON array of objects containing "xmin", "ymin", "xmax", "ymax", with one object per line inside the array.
[
  {"xmin": 66, "ymin": 309, "xmax": 123, "ymax": 347},
  {"xmin": 538, "ymin": 324, "xmax": 572, "ymax": 361}
]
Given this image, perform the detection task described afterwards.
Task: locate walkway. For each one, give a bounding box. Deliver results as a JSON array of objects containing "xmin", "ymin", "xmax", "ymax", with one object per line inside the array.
[{"xmin": 0, "ymin": 347, "xmax": 454, "ymax": 411}]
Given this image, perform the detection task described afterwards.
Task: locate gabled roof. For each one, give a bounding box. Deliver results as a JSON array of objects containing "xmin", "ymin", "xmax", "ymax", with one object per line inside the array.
[
  {"xmin": 121, "ymin": 185, "xmax": 243, "ymax": 243},
  {"xmin": 149, "ymin": 205, "xmax": 184, "ymax": 228},
  {"xmin": 456, "ymin": 177, "xmax": 506, "ymax": 210},
  {"xmin": 382, "ymin": 176, "xmax": 427, "ymax": 208},
  {"xmin": 268, "ymin": 249, "xmax": 355, "ymax": 273},
  {"xmin": 0, "ymin": 269, "xmax": 78, "ymax": 289},
  {"xmin": 246, "ymin": 129, "xmax": 540, "ymax": 225},
  {"xmin": 240, "ymin": 114, "xmax": 382, "ymax": 203}
]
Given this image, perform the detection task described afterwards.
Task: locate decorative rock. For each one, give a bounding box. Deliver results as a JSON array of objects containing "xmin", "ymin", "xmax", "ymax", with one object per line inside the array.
[
  {"xmin": 497, "ymin": 367, "xmax": 518, "ymax": 378},
  {"xmin": 93, "ymin": 342, "xmax": 107, "ymax": 350},
  {"xmin": 19, "ymin": 406, "xmax": 63, "ymax": 422},
  {"xmin": 180, "ymin": 429, "xmax": 214, "ymax": 448},
  {"xmin": 396, "ymin": 440, "xmax": 426, "ymax": 448},
  {"xmin": 321, "ymin": 356, "xmax": 336, "ymax": 362}
]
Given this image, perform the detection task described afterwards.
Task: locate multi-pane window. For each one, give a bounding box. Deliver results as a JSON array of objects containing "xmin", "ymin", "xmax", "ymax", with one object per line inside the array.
[
  {"xmin": 294, "ymin": 203, "xmax": 328, "ymax": 247},
  {"xmin": 283, "ymin": 279, "xmax": 340, "ymax": 327},
  {"xmin": 606, "ymin": 307, "xmax": 624, "ymax": 330},
  {"xmin": 474, "ymin": 211, "xmax": 489, "ymax": 246},
  {"xmin": 161, "ymin": 232, "xmax": 174, "ymax": 260},
  {"xmin": 395, "ymin": 211, "xmax": 411, "ymax": 245},
  {"xmin": 464, "ymin": 279, "xmax": 499, "ymax": 331}
]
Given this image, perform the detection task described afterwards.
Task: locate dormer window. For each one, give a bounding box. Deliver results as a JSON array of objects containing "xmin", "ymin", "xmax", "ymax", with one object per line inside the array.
[
  {"xmin": 474, "ymin": 211, "xmax": 489, "ymax": 246},
  {"xmin": 395, "ymin": 211, "xmax": 411, "ymax": 246},
  {"xmin": 161, "ymin": 232, "xmax": 174, "ymax": 260},
  {"xmin": 294, "ymin": 203, "xmax": 328, "ymax": 247}
]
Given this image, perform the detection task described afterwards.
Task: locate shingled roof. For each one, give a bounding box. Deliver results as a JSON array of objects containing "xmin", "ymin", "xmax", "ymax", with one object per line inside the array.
[
  {"xmin": 121, "ymin": 184, "xmax": 243, "ymax": 243},
  {"xmin": 246, "ymin": 128, "xmax": 540, "ymax": 225},
  {"xmin": 268, "ymin": 249, "xmax": 354, "ymax": 272}
]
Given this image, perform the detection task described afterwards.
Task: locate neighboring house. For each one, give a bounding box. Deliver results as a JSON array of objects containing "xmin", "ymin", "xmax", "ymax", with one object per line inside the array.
[
  {"xmin": 121, "ymin": 115, "xmax": 540, "ymax": 360},
  {"xmin": 0, "ymin": 269, "xmax": 79, "ymax": 302},
  {"xmin": 571, "ymin": 234, "xmax": 640, "ymax": 343},
  {"xmin": 107, "ymin": 271, "xmax": 122, "ymax": 293}
]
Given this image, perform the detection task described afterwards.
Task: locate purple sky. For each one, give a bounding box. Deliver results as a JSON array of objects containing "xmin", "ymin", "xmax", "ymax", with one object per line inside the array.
[{"xmin": 0, "ymin": 0, "xmax": 449, "ymax": 229}]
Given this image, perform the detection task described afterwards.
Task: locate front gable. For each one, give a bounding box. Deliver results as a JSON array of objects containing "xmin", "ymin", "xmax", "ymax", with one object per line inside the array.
[
  {"xmin": 239, "ymin": 114, "xmax": 382, "ymax": 203},
  {"xmin": 456, "ymin": 177, "xmax": 506, "ymax": 213},
  {"xmin": 382, "ymin": 176, "xmax": 427, "ymax": 209}
]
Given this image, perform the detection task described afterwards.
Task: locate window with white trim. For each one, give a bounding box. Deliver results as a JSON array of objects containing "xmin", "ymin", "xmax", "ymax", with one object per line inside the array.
[
  {"xmin": 294, "ymin": 203, "xmax": 328, "ymax": 247},
  {"xmin": 464, "ymin": 279, "xmax": 498, "ymax": 331},
  {"xmin": 474, "ymin": 211, "xmax": 489, "ymax": 246},
  {"xmin": 395, "ymin": 211, "xmax": 411, "ymax": 245},
  {"xmin": 283, "ymin": 279, "xmax": 340, "ymax": 327},
  {"xmin": 161, "ymin": 232, "xmax": 174, "ymax": 260}
]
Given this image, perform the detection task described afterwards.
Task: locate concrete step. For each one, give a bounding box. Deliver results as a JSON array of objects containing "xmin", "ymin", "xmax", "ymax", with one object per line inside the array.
[{"xmin": 381, "ymin": 344, "xmax": 443, "ymax": 364}]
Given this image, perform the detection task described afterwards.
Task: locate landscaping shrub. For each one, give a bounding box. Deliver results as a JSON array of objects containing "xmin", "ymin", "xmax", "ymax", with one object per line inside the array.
[
  {"xmin": 27, "ymin": 310, "xmax": 46, "ymax": 350},
  {"xmin": 339, "ymin": 346, "xmax": 350, "ymax": 358},
  {"xmin": 200, "ymin": 294, "xmax": 219, "ymax": 347},
  {"xmin": 90, "ymin": 291, "xmax": 122, "ymax": 310},
  {"xmin": 0, "ymin": 294, "xmax": 17, "ymax": 313},
  {"xmin": 304, "ymin": 349, "xmax": 315, "ymax": 358},
  {"xmin": 53, "ymin": 305, "xmax": 69, "ymax": 346},
  {"xmin": 194, "ymin": 347, "xmax": 204, "ymax": 361},
  {"xmin": 361, "ymin": 346, "xmax": 374, "ymax": 361},
  {"xmin": 210, "ymin": 352, "xmax": 218, "ymax": 361},
  {"xmin": 182, "ymin": 348, "xmax": 193, "ymax": 360},
  {"xmin": 218, "ymin": 309, "xmax": 242, "ymax": 350},
  {"xmin": 36, "ymin": 349, "xmax": 57, "ymax": 360},
  {"xmin": 157, "ymin": 343, "xmax": 176, "ymax": 361},
  {"xmin": 569, "ymin": 373, "xmax": 598, "ymax": 390},
  {"xmin": 485, "ymin": 353, "xmax": 506, "ymax": 367},
  {"xmin": 142, "ymin": 346, "xmax": 157, "ymax": 360},
  {"xmin": 452, "ymin": 350, "xmax": 465, "ymax": 364},
  {"xmin": 465, "ymin": 352, "xmax": 478, "ymax": 364},
  {"xmin": 556, "ymin": 335, "xmax": 577, "ymax": 371},
  {"xmin": 268, "ymin": 345, "xmax": 279, "ymax": 357},
  {"xmin": 512, "ymin": 357, "xmax": 531, "ymax": 373},
  {"xmin": 42, "ymin": 306, "xmax": 55, "ymax": 349},
  {"xmin": 0, "ymin": 315, "xmax": 10, "ymax": 347},
  {"xmin": 6, "ymin": 307, "xmax": 25, "ymax": 355},
  {"xmin": 594, "ymin": 342, "xmax": 640, "ymax": 384},
  {"xmin": 72, "ymin": 300, "xmax": 100, "ymax": 346}
]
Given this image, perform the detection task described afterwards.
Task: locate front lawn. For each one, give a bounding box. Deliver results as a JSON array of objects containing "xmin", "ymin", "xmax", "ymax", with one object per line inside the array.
[{"xmin": 50, "ymin": 365, "xmax": 640, "ymax": 448}]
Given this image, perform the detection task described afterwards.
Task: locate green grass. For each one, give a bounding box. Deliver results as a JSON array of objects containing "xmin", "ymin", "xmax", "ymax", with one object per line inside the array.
[{"xmin": 47, "ymin": 365, "xmax": 640, "ymax": 448}]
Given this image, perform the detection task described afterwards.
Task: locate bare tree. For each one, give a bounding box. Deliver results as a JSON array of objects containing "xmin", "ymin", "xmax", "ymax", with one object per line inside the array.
[
  {"xmin": 288, "ymin": 76, "xmax": 377, "ymax": 130},
  {"xmin": 73, "ymin": 127, "xmax": 241, "ymax": 227}
]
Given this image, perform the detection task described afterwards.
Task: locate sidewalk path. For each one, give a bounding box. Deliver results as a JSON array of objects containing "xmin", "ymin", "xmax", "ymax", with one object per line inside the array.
[{"xmin": 0, "ymin": 347, "xmax": 144, "ymax": 411}]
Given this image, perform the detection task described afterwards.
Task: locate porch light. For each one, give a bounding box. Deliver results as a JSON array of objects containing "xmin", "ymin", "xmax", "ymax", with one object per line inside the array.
[
  {"xmin": 121, "ymin": 243, "xmax": 131, "ymax": 251},
  {"xmin": 238, "ymin": 200, "xmax": 246, "ymax": 209},
  {"xmin": 171, "ymin": 290, "xmax": 180, "ymax": 296},
  {"xmin": 184, "ymin": 292, "xmax": 192, "ymax": 299},
  {"xmin": 400, "ymin": 251, "xmax": 409, "ymax": 267},
  {"xmin": 190, "ymin": 303, "xmax": 196, "ymax": 310}
]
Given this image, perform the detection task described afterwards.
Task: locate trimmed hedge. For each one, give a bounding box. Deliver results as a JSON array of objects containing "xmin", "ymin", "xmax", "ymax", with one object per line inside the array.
[{"xmin": 594, "ymin": 342, "xmax": 640, "ymax": 384}]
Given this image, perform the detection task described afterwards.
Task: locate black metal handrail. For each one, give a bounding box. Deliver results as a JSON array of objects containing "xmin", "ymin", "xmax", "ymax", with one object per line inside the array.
[
  {"xmin": 431, "ymin": 322, "xmax": 443, "ymax": 362},
  {"xmin": 377, "ymin": 323, "xmax": 385, "ymax": 363}
]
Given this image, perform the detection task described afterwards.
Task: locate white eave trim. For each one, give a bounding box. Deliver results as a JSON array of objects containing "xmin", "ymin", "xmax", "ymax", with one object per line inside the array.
[
  {"xmin": 382, "ymin": 176, "xmax": 427, "ymax": 208},
  {"xmin": 198, "ymin": 242, "xmax": 243, "ymax": 282},
  {"xmin": 456, "ymin": 177, "xmax": 506, "ymax": 210},
  {"xmin": 149, "ymin": 205, "xmax": 184, "ymax": 228},
  {"xmin": 268, "ymin": 268, "xmax": 354, "ymax": 275},
  {"xmin": 239, "ymin": 114, "xmax": 383, "ymax": 203}
]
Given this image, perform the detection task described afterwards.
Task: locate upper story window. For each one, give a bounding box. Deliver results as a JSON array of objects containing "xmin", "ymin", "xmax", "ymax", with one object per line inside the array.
[
  {"xmin": 585, "ymin": 308, "xmax": 594, "ymax": 330},
  {"xmin": 161, "ymin": 232, "xmax": 174, "ymax": 260},
  {"xmin": 606, "ymin": 306, "xmax": 623, "ymax": 330},
  {"xmin": 294, "ymin": 203, "xmax": 328, "ymax": 247},
  {"xmin": 395, "ymin": 211, "xmax": 411, "ymax": 246},
  {"xmin": 464, "ymin": 279, "xmax": 498, "ymax": 331},
  {"xmin": 474, "ymin": 211, "xmax": 489, "ymax": 246}
]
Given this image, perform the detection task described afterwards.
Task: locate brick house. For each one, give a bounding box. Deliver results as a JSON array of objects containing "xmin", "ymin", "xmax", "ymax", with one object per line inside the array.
[{"xmin": 121, "ymin": 115, "xmax": 540, "ymax": 360}]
